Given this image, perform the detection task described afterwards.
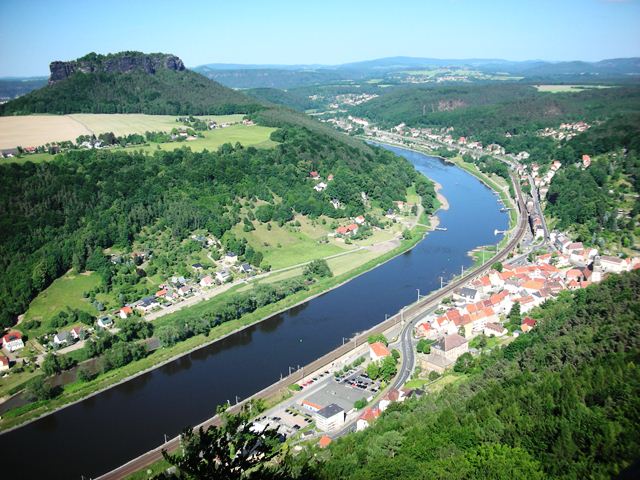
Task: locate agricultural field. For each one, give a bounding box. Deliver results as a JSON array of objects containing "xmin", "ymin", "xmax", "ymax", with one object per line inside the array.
[
  {"xmin": 0, "ymin": 113, "xmax": 247, "ymax": 150},
  {"xmin": 534, "ymin": 84, "xmax": 612, "ymax": 93},
  {"xmin": 0, "ymin": 115, "xmax": 90, "ymax": 149}
]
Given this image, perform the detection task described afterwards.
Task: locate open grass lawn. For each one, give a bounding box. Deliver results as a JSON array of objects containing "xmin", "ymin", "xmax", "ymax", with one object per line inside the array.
[
  {"xmin": 22, "ymin": 271, "xmax": 102, "ymax": 336},
  {"xmin": 0, "ymin": 368, "xmax": 40, "ymax": 399},
  {"xmin": 129, "ymin": 125, "xmax": 277, "ymax": 154},
  {"xmin": 234, "ymin": 219, "xmax": 349, "ymax": 270}
]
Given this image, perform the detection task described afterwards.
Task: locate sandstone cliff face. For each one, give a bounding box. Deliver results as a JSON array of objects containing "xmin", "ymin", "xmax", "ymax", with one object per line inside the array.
[{"xmin": 48, "ymin": 52, "xmax": 185, "ymax": 84}]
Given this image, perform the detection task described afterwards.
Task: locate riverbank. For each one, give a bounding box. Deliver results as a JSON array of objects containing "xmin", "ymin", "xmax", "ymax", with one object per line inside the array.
[
  {"xmin": 0, "ymin": 188, "xmax": 446, "ymax": 434},
  {"xmin": 368, "ymin": 138, "xmax": 515, "ymax": 229}
]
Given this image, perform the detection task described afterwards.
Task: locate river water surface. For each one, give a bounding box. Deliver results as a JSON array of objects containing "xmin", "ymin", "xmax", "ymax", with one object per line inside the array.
[{"xmin": 0, "ymin": 145, "xmax": 508, "ymax": 479}]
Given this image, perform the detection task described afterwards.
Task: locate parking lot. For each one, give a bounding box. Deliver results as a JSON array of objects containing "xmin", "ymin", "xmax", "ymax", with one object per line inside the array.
[{"xmin": 254, "ymin": 405, "xmax": 314, "ymax": 438}]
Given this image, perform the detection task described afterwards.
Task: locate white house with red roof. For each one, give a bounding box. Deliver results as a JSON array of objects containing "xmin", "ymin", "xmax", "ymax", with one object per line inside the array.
[
  {"xmin": 521, "ymin": 317, "xmax": 537, "ymax": 333},
  {"xmin": 2, "ymin": 331, "xmax": 24, "ymax": 352},
  {"xmin": 309, "ymin": 171, "xmax": 320, "ymax": 179},
  {"xmin": 200, "ymin": 275, "xmax": 214, "ymax": 287},
  {"xmin": 582, "ymin": 154, "xmax": 591, "ymax": 168},
  {"xmin": 369, "ymin": 342, "xmax": 391, "ymax": 362},
  {"xmin": 119, "ymin": 306, "xmax": 133, "ymax": 319},
  {"xmin": 379, "ymin": 389, "xmax": 405, "ymax": 412},
  {"xmin": 355, "ymin": 215, "xmax": 366, "ymax": 225},
  {"xmin": 356, "ymin": 406, "xmax": 381, "ymax": 431}
]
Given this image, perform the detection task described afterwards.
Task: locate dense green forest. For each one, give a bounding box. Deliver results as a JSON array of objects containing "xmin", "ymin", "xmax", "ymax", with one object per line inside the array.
[
  {"xmin": 0, "ymin": 126, "xmax": 435, "ymax": 327},
  {"xmin": 351, "ymin": 83, "xmax": 640, "ymax": 136},
  {"xmin": 0, "ymin": 67, "xmax": 261, "ymax": 115},
  {"xmin": 350, "ymin": 83, "xmax": 640, "ymax": 249}
]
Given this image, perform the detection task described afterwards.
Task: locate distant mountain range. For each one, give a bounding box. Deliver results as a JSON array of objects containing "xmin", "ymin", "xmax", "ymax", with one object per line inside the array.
[
  {"xmin": 3, "ymin": 55, "xmax": 638, "ymax": 100},
  {"xmin": 193, "ymin": 56, "xmax": 640, "ymax": 89}
]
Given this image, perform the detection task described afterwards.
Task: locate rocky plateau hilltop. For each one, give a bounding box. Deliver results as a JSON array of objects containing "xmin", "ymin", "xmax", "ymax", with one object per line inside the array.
[{"xmin": 48, "ymin": 51, "xmax": 185, "ymax": 84}]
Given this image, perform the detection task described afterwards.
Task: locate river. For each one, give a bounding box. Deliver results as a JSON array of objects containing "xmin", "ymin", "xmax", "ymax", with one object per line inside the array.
[{"xmin": 0, "ymin": 145, "xmax": 508, "ymax": 479}]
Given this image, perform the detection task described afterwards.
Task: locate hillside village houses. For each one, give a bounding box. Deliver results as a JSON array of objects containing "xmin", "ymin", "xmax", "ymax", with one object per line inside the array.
[{"xmin": 414, "ymin": 229, "xmax": 640, "ymax": 374}]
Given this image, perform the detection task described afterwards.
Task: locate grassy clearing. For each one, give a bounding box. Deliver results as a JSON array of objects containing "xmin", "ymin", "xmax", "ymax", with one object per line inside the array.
[
  {"xmin": 127, "ymin": 125, "xmax": 277, "ymax": 154},
  {"xmin": 534, "ymin": 84, "xmax": 612, "ymax": 93},
  {"xmin": 234, "ymin": 218, "xmax": 349, "ymax": 270},
  {"xmin": 22, "ymin": 271, "xmax": 101, "ymax": 336}
]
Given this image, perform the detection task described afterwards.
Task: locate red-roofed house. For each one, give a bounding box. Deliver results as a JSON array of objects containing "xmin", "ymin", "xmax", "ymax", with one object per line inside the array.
[
  {"xmin": 415, "ymin": 322, "xmax": 434, "ymax": 338},
  {"xmin": 356, "ymin": 407, "xmax": 381, "ymax": 431},
  {"xmin": 565, "ymin": 269, "xmax": 583, "ymax": 282},
  {"xmin": 310, "ymin": 171, "xmax": 320, "ymax": 179},
  {"xmin": 119, "ymin": 306, "xmax": 133, "ymax": 319},
  {"xmin": 70, "ymin": 326, "xmax": 83, "ymax": 340},
  {"xmin": 200, "ymin": 275, "xmax": 214, "ymax": 287},
  {"xmin": 155, "ymin": 289, "xmax": 167, "ymax": 298},
  {"xmin": 301, "ymin": 400, "xmax": 322, "ymax": 412},
  {"xmin": 2, "ymin": 331, "xmax": 24, "ymax": 352},
  {"xmin": 582, "ymin": 154, "xmax": 591, "ymax": 168},
  {"xmin": 335, "ymin": 224, "xmax": 359, "ymax": 236},
  {"xmin": 369, "ymin": 342, "xmax": 391, "ymax": 362},
  {"xmin": 380, "ymin": 389, "xmax": 405, "ymax": 411},
  {"xmin": 318, "ymin": 435, "xmax": 332, "ymax": 448},
  {"xmin": 521, "ymin": 317, "xmax": 537, "ymax": 333},
  {"xmin": 522, "ymin": 279, "xmax": 545, "ymax": 294},
  {"xmin": 355, "ymin": 215, "xmax": 366, "ymax": 225}
]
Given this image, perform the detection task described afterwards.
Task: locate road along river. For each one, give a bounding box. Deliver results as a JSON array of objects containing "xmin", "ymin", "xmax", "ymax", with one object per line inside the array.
[{"xmin": 0, "ymin": 145, "xmax": 508, "ymax": 479}]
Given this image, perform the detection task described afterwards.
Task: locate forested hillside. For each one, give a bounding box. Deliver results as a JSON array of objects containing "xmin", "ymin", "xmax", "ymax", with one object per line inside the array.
[
  {"xmin": 350, "ymin": 83, "xmax": 640, "ymax": 251},
  {"xmin": 284, "ymin": 270, "xmax": 640, "ymax": 479},
  {"xmin": 351, "ymin": 84, "xmax": 640, "ymax": 136},
  {"xmin": 0, "ymin": 52, "xmax": 262, "ymax": 115},
  {"xmin": 0, "ymin": 126, "xmax": 434, "ymax": 327}
]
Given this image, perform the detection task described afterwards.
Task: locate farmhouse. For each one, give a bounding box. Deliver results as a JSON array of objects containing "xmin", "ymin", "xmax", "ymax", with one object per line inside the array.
[{"xmin": 2, "ymin": 331, "xmax": 24, "ymax": 352}]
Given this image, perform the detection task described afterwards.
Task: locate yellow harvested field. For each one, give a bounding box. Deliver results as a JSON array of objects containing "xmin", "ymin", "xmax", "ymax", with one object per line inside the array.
[
  {"xmin": 0, "ymin": 113, "xmax": 245, "ymax": 149},
  {"xmin": 0, "ymin": 115, "xmax": 90, "ymax": 149}
]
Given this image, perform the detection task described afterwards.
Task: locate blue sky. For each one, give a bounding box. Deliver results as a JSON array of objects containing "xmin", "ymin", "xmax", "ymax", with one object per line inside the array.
[{"xmin": 0, "ymin": 0, "xmax": 639, "ymax": 76}]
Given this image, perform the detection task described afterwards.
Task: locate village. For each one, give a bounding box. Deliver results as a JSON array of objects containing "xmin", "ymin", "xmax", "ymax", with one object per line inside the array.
[{"xmin": 235, "ymin": 219, "xmax": 640, "ymax": 450}]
